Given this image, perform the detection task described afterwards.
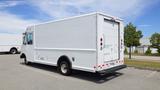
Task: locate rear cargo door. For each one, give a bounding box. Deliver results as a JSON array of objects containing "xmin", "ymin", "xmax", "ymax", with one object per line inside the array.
[{"xmin": 102, "ymin": 19, "xmax": 119, "ymax": 61}]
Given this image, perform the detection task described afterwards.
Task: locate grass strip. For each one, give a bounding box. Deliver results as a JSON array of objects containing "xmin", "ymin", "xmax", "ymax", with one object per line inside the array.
[{"xmin": 124, "ymin": 59, "xmax": 160, "ymax": 71}]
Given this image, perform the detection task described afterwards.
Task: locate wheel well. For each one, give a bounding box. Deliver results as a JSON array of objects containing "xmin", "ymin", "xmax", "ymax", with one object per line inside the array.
[
  {"xmin": 20, "ymin": 53, "xmax": 26, "ymax": 59},
  {"xmin": 57, "ymin": 55, "xmax": 72, "ymax": 68},
  {"xmin": 10, "ymin": 47, "xmax": 17, "ymax": 51}
]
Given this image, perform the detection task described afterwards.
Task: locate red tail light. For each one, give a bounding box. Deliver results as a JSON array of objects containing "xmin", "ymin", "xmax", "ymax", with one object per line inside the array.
[
  {"xmin": 100, "ymin": 38, "xmax": 103, "ymax": 41},
  {"xmin": 121, "ymin": 39, "xmax": 123, "ymax": 49},
  {"xmin": 100, "ymin": 38, "xmax": 103, "ymax": 50}
]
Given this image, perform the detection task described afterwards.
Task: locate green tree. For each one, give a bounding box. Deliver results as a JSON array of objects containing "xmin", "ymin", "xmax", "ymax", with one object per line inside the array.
[
  {"xmin": 145, "ymin": 47, "xmax": 152, "ymax": 55},
  {"xmin": 124, "ymin": 47, "xmax": 128, "ymax": 54},
  {"xmin": 150, "ymin": 33, "xmax": 160, "ymax": 54},
  {"xmin": 124, "ymin": 23, "xmax": 143, "ymax": 59}
]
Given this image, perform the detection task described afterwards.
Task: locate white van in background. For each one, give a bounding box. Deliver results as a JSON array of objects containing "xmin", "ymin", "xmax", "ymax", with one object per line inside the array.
[
  {"xmin": 20, "ymin": 12, "xmax": 126, "ymax": 75},
  {"xmin": 0, "ymin": 34, "xmax": 22, "ymax": 54}
]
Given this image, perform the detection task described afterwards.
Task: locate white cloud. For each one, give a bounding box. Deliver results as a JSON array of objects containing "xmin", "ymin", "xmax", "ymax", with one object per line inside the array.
[
  {"xmin": 29, "ymin": 0, "xmax": 159, "ymax": 20},
  {"xmin": 0, "ymin": 1, "xmax": 40, "ymax": 34},
  {"xmin": 0, "ymin": 0, "xmax": 159, "ymax": 34},
  {"xmin": 0, "ymin": 1, "xmax": 24, "ymax": 9},
  {"xmin": 0, "ymin": 11, "xmax": 40, "ymax": 34},
  {"xmin": 0, "ymin": 1, "xmax": 42, "ymax": 34}
]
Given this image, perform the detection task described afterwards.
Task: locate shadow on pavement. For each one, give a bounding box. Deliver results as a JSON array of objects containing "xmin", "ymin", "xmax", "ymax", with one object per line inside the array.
[
  {"xmin": 20, "ymin": 62, "xmax": 123, "ymax": 84},
  {"xmin": 0, "ymin": 52, "xmax": 20, "ymax": 55},
  {"xmin": 71, "ymin": 70, "xmax": 123, "ymax": 84},
  {"xmin": 0, "ymin": 52, "xmax": 9, "ymax": 55}
]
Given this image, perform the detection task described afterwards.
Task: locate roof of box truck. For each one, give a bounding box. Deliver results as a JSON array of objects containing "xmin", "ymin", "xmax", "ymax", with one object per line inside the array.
[{"xmin": 29, "ymin": 12, "xmax": 123, "ymax": 27}]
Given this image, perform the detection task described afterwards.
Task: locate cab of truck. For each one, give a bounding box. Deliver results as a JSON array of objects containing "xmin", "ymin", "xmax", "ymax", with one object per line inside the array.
[{"xmin": 20, "ymin": 27, "xmax": 34, "ymax": 64}]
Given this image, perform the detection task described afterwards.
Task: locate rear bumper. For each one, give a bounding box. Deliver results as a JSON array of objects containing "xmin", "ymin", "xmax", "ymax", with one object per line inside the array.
[{"xmin": 97, "ymin": 65, "xmax": 127, "ymax": 74}]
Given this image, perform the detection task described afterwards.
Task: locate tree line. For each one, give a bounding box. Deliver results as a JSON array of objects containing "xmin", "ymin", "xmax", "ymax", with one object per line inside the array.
[{"xmin": 124, "ymin": 23, "xmax": 160, "ymax": 59}]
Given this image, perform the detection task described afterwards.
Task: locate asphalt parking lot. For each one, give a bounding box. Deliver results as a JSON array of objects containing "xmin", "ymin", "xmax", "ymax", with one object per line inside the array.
[{"xmin": 0, "ymin": 54, "xmax": 160, "ymax": 90}]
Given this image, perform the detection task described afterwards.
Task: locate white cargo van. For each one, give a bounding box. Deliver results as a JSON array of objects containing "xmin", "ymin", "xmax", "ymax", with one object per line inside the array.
[
  {"xmin": 0, "ymin": 34, "xmax": 22, "ymax": 54},
  {"xmin": 20, "ymin": 12, "xmax": 126, "ymax": 75}
]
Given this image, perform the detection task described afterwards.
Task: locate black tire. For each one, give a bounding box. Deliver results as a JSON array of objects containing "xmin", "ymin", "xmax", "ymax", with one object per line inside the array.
[
  {"xmin": 24, "ymin": 58, "xmax": 30, "ymax": 65},
  {"xmin": 10, "ymin": 48, "xmax": 17, "ymax": 54},
  {"xmin": 58, "ymin": 61, "xmax": 71, "ymax": 76}
]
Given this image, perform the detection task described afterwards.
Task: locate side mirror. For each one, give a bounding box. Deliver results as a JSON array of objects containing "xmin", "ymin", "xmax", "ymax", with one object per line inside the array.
[{"xmin": 23, "ymin": 32, "xmax": 27, "ymax": 45}]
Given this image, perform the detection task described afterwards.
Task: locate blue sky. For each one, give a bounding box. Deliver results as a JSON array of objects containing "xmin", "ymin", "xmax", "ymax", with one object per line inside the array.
[{"xmin": 0, "ymin": 0, "xmax": 160, "ymax": 38}]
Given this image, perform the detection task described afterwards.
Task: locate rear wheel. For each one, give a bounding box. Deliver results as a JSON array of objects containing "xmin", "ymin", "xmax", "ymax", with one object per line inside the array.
[
  {"xmin": 58, "ymin": 61, "xmax": 71, "ymax": 76},
  {"xmin": 10, "ymin": 48, "xmax": 17, "ymax": 54}
]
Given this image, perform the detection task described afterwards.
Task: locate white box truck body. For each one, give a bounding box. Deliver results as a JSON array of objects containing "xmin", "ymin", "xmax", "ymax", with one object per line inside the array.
[
  {"xmin": 20, "ymin": 13, "xmax": 126, "ymax": 75},
  {"xmin": 0, "ymin": 34, "xmax": 22, "ymax": 54}
]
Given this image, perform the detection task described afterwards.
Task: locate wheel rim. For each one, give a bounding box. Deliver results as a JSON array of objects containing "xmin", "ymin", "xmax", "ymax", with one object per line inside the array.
[
  {"xmin": 61, "ymin": 63, "xmax": 68, "ymax": 74},
  {"xmin": 11, "ymin": 50, "xmax": 16, "ymax": 54}
]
